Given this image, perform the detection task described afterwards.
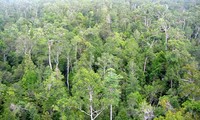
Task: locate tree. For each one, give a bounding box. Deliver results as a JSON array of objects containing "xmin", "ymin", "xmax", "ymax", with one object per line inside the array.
[
  {"xmin": 140, "ymin": 101, "xmax": 154, "ymax": 120},
  {"xmin": 0, "ymin": 82, "xmax": 7, "ymax": 117},
  {"xmin": 37, "ymin": 68, "xmax": 68, "ymax": 119},
  {"xmin": 16, "ymin": 33, "xmax": 34, "ymax": 56},
  {"xmin": 154, "ymin": 111, "xmax": 184, "ymax": 120},
  {"xmin": 0, "ymin": 0, "xmax": 200, "ymax": 119},
  {"xmin": 96, "ymin": 53, "xmax": 119, "ymax": 78},
  {"xmin": 71, "ymin": 68, "xmax": 104, "ymax": 120},
  {"xmin": 127, "ymin": 91, "xmax": 143, "ymax": 119},
  {"xmin": 103, "ymin": 68, "xmax": 122, "ymax": 120},
  {"xmin": 21, "ymin": 55, "xmax": 38, "ymax": 90}
]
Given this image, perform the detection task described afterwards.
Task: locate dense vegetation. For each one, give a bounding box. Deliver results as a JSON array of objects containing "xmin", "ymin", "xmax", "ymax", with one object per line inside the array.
[{"xmin": 0, "ymin": 0, "xmax": 200, "ymax": 119}]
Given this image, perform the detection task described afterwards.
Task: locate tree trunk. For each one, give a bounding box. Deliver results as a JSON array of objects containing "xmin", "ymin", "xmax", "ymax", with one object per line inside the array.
[
  {"xmin": 194, "ymin": 27, "xmax": 199, "ymax": 39},
  {"xmin": 75, "ymin": 44, "xmax": 78, "ymax": 64},
  {"xmin": 89, "ymin": 90, "xmax": 94, "ymax": 120},
  {"xmin": 144, "ymin": 16, "xmax": 147, "ymax": 27},
  {"xmin": 143, "ymin": 57, "xmax": 148, "ymax": 73},
  {"xmin": 183, "ymin": 19, "xmax": 186, "ymax": 30},
  {"xmin": 165, "ymin": 31, "xmax": 169, "ymax": 51},
  {"xmin": 110, "ymin": 104, "xmax": 112, "ymax": 120},
  {"xmin": 90, "ymin": 105, "xmax": 93, "ymax": 120},
  {"xmin": 55, "ymin": 51, "xmax": 59, "ymax": 70},
  {"xmin": 194, "ymin": 27, "xmax": 200, "ymax": 45},
  {"xmin": 66, "ymin": 55, "xmax": 70, "ymax": 91},
  {"xmin": 48, "ymin": 41, "xmax": 53, "ymax": 70},
  {"xmin": 103, "ymin": 66, "xmax": 106, "ymax": 78},
  {"xmin": 3, "ymin": 53, "xmax": 7, "ymax": 63}
]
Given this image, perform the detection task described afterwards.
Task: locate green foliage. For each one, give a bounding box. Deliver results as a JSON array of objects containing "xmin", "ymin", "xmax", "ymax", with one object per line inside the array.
[
  {"xmin": 0, "ymin": 0, "xmax": 200, "ymax": 119},
  {"xmin": 183, "ymin": 100, "xmax": 200, "ymax": 113},
  {"xmin": 155, "ymin": 111, "xmax": 184, "ymax": 120},
  {"xmin": 37, "ymin": 69, "xmax": 68, "ymax": 118},
  {"xmin": 149, "ymin": 51, "xmax": 166, "ymax": 81},
  {"xmin": 103, "ymin": 68, "xmax": 122, "ymax": 106},
  {"xmin": 127, "ymin": 92, "xmax": 143, "ymax": 119},
  {"xmin": 115, "ymin": 107, "xmax": 129, "ymax": 120},
  {"xmin": 21, "ymin": 55, "xmax": 38, "ymax": 90},
  {"xmin": 72, "ymin": 68, "xmax": 102, "ymax": 106}
]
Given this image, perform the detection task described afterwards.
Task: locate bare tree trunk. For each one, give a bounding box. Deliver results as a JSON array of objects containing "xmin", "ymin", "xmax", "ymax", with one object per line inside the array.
[
  {"xmin": 110, "ymin": 104, "xmax": 112, "ymax": 120},
  {"xmin": 55, "ymin": 51, "xmax": 59, "ymax": 70},
  {"xmin": 183, "ymin": 19, "xmax": 186, "ymax": 30},
  {"xmin": 66, "ymin": 55, "xmax": 70, "ymax": 91},
  {"xmin": 90, "ymin": 105, "xmax": 93, "ymax": 120},
  {"xmin": 194, "ymin": 27, "xmax": 199, "ymax": 39},
  {"xmin": 147, "ymin": 19, "xmax": 149, "ymax": 27},
  {"xmin": 194, "ymin": 27, "xmax": 200, "ymax": 45},
  {"xmin": 144, "ymin": 16, "xmax": 147, "ymax": 26},
  {"xmin": 144, "ymin": 57, "xmax": 148, "ymax": 73},
  {"xmin": 3, "ymin": 53, "xmax": 7, "ymax": 62},
  {"xmin": 165, "ymin": 31, "xmax": 169, "ymax": 51},
  {"xmin": 89, "ymin": 89, "xmax": 94, "ymax": 120},
  {"xmin": 103, "ymin": 66, "xmax": 106, "ymax": 78},
  {"xmin": 48, "ymin": 41, "xmax": 53, "ymax": 70}
]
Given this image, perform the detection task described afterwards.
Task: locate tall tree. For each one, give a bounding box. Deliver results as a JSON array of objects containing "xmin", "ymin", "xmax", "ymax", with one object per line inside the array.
[
  {"xmin": 103, "ymin": 68, "xmax": 122, "ymax": 120},
  {"xmin": 71, "ymin": 68, "xmax": 104, "ymax": 120}
]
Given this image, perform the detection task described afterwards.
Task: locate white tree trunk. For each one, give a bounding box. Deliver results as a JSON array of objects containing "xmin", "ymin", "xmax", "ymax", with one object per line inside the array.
[
  {"xmin": 165, "ymin": 31, "xmax": 169, "ymax": 51},
  {"xmin": 55, "ymin": 51, "xmax": 59, "ymax": 70},
  {"xmin": 66, "ymin": 55, "xmax": 70, "ymax": 91},
  {"xmin": 3, "ymin": 53, "xmax": 7, "ymax": 62},
  {"xmin": 89, "ymin": 89, "xmax": 94, "ymax": 120},
  {"xmin": 110, "ymin": 104, "xmax": 112, "ymax": 120},
  {"xmin": 144, "ymin": 57, "xmax": 148, "ymax": 73},
  {"xmin": 48, "ymin": 41, "xmax": 53, "ymax": 70}
]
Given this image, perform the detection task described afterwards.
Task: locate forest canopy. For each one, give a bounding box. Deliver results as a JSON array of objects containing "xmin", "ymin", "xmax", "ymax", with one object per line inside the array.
[{"xmin": 0, "ymin": 0, "xmax": 200, "ymax": 119}]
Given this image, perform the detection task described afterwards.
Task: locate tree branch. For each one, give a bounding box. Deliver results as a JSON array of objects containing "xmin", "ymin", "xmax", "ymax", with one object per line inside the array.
[
  {"xmin": 181, "ymin": 79, "xmax": 194, "ymax": 83},
  {"xmin": 78, "ymin": 108, "xmax": 90, "ymax": 116},
  {"xmin": 93, "ymin": 108, "xmax": 104, "ymax": 120}
]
